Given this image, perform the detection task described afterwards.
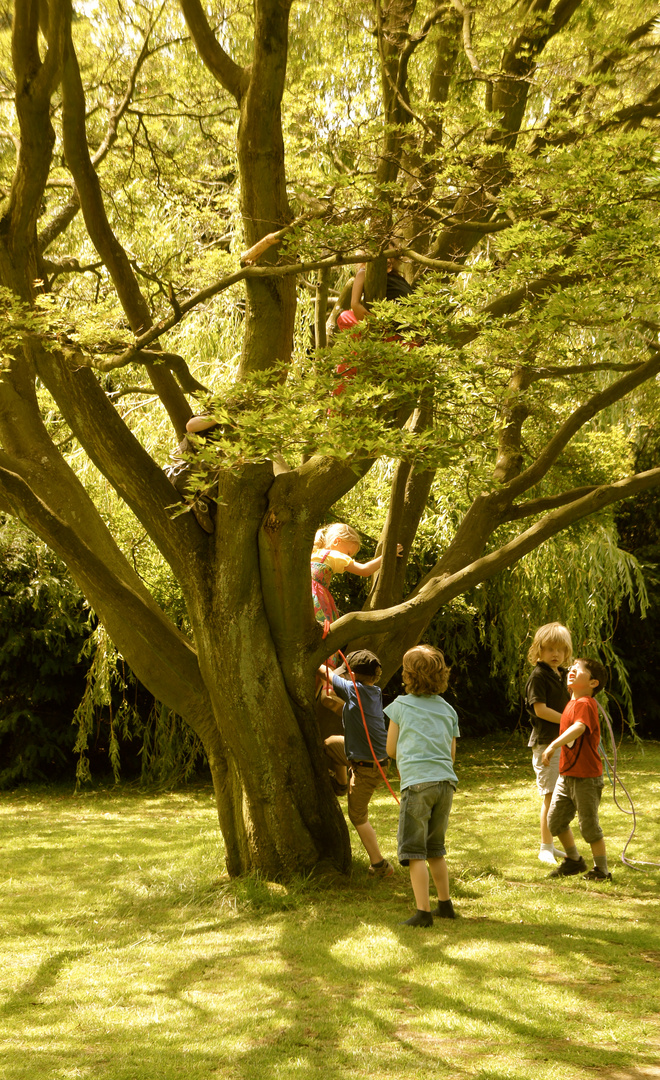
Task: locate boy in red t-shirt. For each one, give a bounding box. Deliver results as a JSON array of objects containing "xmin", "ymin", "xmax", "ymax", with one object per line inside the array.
[{"xmin": 542, "ymin": 658, "xmax": 611, "ymax": 882}]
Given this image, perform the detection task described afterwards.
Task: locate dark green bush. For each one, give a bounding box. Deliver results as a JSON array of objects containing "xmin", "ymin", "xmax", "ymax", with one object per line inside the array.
[{"xmin": 0, "ymin": 516, "xmax": 89, "ymax": 786}]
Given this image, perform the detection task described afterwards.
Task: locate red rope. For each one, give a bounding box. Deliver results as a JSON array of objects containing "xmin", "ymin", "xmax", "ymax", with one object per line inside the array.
[{"xmin": 337, "ymin": 648, "xmax": 400, "ymax": 806}]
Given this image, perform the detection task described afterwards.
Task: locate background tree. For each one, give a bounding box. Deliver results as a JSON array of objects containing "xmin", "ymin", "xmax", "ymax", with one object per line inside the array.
[{"xmin": 0, "ymin": 0, "xmax": 659, "ymax": 876}]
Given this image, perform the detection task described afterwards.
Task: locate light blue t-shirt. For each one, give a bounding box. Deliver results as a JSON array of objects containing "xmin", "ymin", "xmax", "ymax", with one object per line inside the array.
[{"xmin": 384, "ymin": 693, "xmax": 459, "ymax": 791}]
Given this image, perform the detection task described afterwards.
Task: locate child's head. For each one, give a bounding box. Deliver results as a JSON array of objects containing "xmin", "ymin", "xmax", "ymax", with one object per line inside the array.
[
  {"xmin": 345, "ymin": 649, "xmax": 381, "ymax": 684},
  {"xmin": 319, "ymin": 522, "xmax": 361, "ymax": 558},
  {"xmin": 569, "ymin": 657, "xmax": 608, "ymax": 697},
  {"xmin": 402, "ymin": 645, "xmax": 450, "ymax": 696},
  {"xmin": 527, "ymin": 622, "xmax": 572, "ymax": 668}
]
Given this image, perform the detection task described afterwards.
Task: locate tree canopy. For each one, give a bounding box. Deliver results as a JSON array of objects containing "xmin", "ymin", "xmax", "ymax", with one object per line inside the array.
[{"xmin": 0, "ymin": 0, "xmax": 659, "ymax": 876}]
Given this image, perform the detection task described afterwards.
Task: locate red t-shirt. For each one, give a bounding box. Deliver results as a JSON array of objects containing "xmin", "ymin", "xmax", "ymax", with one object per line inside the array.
[{"xmin": 558, "ymin": 697, "xmax": 602, "ymax": 777}]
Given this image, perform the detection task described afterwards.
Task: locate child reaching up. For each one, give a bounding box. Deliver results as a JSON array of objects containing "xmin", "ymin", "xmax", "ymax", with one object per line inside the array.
[
  {"xmin": 385, "ymin": 645, "xmax": 459, "ymax": 928},
  {"xmin": 525, "ymin": 623, "xmax": 572, "ymax": 864},
  {"xmin": 311, "ymin": 523, "xmax": 401, "ymax": 631},
  {"xmin": 322, "ymin": 650, "xmax": 394, "ymax": 879}
]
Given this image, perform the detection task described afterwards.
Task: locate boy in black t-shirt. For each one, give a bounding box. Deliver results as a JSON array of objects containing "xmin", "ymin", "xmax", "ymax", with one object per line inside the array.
[{"xmin": 524, "ymin": 623, "xmax": 572, "ymax": 864}]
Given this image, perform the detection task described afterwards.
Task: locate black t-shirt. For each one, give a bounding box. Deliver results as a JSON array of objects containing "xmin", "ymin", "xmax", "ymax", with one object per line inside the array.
[
  {"xmin": 385, "ymin": 271, "xmax": 413, "ymax": 302},
  {"xmin": 525, "ymin": 662, "xmax": 569, "ymax": 747}
]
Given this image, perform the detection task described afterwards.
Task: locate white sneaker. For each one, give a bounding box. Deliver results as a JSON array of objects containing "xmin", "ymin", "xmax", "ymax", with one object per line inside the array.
[{"xmin": 538, "ymin": 848, "xmax": 557, "ymax": 865}]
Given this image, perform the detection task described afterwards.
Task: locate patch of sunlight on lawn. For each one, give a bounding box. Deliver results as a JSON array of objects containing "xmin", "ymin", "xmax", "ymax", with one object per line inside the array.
[{"xmin": 1, "ymin": 738, "xmax": 660, "ymax": 1080}]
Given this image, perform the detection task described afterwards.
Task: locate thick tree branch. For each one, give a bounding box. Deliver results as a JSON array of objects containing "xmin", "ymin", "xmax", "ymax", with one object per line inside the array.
[
  {"xmin": 501, "ymin": 348, "xmax": 660, "ymax": 502},
  {"xmin": 449, "ymin": 0, "xmax": 486, "ymax": 77},
  {"xmin": 4, "ymin": 0, "xmax": 67, "ymax": 281},
  {"xmin": 94, "ymin": 248, "xmax": 472, "ymax": 371},
  {"xmin": 503, "ymin": 484, "xmax": 598, "ymax": 521},
  {"xmin": 178, "ymin": 0, "xmax": 249, "ymax": 102},
  {"xmin": 59, "ymin": 24, "xmax": 191, "ymax": 436},
  {"xmin": 316, "ymin": 466, "xmax": 660, "ymax": 664},
  {"xmin": 529, "ymin": 14, "xmax": 660, "ymax": 153},
  {"xmin": 0, "ymin": 454, "xmax": 212, "ymax": 721},
  {"xmin": 39, "ymin": 15, "xmax": 156, "ymax": 256},
  {"xmin": 32, "ymin": 344, "xmax": 210, "ymax": 581}
]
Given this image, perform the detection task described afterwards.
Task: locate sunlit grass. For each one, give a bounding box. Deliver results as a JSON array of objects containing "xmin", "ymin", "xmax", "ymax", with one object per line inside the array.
[{"xmin": 1, "ymin": 737, "xmax": 659, "ymax": 1079}]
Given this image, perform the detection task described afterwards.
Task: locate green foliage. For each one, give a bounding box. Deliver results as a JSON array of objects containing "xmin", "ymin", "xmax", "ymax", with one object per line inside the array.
[
  {"xmin": 612, "ymin": 431, "xmax": 660, "ymax": 736},
  {"xmin": 0, "ymin": 516, "xmax": 89, "ymax": 787},
  {"xmin": 73, "ymin": 624, "xmax": 207, "ymax": 789},
  {"xmin": 0, "ymin": 517, "xmax": 205, "ymax": 789}
]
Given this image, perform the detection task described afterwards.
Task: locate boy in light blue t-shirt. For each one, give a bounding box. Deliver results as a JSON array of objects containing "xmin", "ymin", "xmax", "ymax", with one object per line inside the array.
[{"xmin": 385, "ymin": 645, "xmax": 459, "ymax": 927}]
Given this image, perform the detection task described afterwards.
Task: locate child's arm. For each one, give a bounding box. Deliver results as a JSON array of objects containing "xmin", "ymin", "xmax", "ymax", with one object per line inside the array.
[
  {"xmin": 542, "ymin": 721, "xmax": 586, "ymax": 765},
  {"xmin": 451, "ymin": 736, "xmax": 456, "ymax": 763},
  {"xmin": 345, "ymin": 545, "xmax": 404, "ymax": 577},
  {"xmin": 386, "ymin": 721, "xmax": 399, "ymax": 760},
  {"xmin": 350, "ymin": 265, "xmax": 369, "ymax": 321},
  {"xmin": 533, "ymin": 702, "xmax": 563, "ymax": 725}
]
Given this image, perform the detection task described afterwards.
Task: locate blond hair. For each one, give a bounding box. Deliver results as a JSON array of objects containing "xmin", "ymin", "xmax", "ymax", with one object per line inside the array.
[
  {"xmin": 527, "ymin": 622, "xmax": 573, "ymax": 666},
  {"xmin": 316, "ymin": 522, "xmax": 360, "ymax": 551},
  {"xmin": 402, "ymin": 645, "xmax": 450, "ymax": 696}
]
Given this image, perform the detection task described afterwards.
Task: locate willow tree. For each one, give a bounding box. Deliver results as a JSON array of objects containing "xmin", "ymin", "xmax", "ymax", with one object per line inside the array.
[{"xmin": 1, "ymin": 0, "xmax": 659, "ymax": 876}]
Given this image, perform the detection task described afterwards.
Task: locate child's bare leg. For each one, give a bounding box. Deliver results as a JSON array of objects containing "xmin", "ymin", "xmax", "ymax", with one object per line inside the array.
[
  {"xmin": 355, "ymin": 821, "xmax": 383, "ymax": 865},
  {"xmin": 428, "ymin": 856, "xmax": 449, "ymax": 902},
  {"xmin": 540, "ymin": 793, "xmax": 554, "ymax": 845},
  {"xmin": 408, "ymin": 859, "xmax": 431, "ymax": 912}
]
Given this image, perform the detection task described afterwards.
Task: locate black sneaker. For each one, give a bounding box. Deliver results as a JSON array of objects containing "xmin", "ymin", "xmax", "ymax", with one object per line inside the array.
[
  {"xmin": 548, "ymin": 856, "xmax": 588, "ymax": 877},
  {"xmin": 583, "ymin": 867, "xmax": 612, "ymax": 881},
  {"xmin": 431, "ymin": 899, "xmax": 456, "ymax": 919},
  {"xmin": 329, "ymin": 775, "xmax": 348, "ymax": 797}
]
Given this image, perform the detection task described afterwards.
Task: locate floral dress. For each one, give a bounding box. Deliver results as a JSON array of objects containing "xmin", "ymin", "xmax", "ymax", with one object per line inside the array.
[{"xmin": 311, "ymin": 548, "xmax": 355, "ymax": 669}]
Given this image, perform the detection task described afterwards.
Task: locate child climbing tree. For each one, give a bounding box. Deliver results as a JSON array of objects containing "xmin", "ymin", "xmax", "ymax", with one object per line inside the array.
[{"xmin": 0, "ymin": 0, "xmax": 659, "ymax": 877}]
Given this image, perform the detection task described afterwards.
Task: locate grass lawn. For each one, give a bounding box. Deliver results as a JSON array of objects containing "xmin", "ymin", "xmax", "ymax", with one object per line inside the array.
[{"xmin": 1, "ymin": 735, "xmax": 659, "ymax": 1080}]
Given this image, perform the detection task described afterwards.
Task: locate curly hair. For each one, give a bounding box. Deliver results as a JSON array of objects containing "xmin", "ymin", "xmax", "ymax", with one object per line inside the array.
[
  {"xmin": 527, "ymin": 622, "xmax": 573, "ymax": 666},
  {"xmin": 402, "ymin": 645, "xmax": 450, "ymax": 696},
  {"xmin": 315, "ymin": 522, "xmax": 360, "ymax": 551}
]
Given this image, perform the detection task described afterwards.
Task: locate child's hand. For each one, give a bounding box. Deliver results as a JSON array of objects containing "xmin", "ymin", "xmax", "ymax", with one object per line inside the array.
[
  {"xmin": 396, "ymin": 543, "xmax": 404, "ymax": 557},
  {"xmin": 542, "ymin": 747, "xmax": 554, "ymax": 766}
]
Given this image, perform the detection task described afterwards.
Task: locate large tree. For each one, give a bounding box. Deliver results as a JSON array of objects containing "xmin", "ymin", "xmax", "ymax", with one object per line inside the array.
[{"xmin": 0, "ymin": 0, "xmax": 659, "ymax": 876}]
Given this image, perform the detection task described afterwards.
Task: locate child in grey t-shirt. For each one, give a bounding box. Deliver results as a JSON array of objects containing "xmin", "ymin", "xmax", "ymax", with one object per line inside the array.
[{"xmin": 385, "ymin": 645, "xmax": 459, "ymax": 928}]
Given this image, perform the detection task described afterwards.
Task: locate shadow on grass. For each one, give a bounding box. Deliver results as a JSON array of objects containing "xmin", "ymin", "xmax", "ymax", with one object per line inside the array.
[{"xmin": 2, "ymin": 739, "xmax": 660, "ymax": 1080}]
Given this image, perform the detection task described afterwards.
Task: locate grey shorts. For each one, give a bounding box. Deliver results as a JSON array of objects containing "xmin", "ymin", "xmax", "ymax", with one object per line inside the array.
[
  {"xmin": 397, "ymin": 780, "xmax": 455, "ymax": 866},
  {"xmin": 547, "ymin": 774, "xmax": 605, "ymax": 844},
  {"xmin": 532, "ymin": 744, "xmax": 560, "ymax": 796}
]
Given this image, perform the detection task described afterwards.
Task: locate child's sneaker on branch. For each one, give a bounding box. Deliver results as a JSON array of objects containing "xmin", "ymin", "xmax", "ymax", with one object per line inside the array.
[
  {"xmin": 583, "ymin": 867, "xmax": 612, "ymax": 881},
  {"xmin": 330, "ymin": 775, "xmax": 348, "ymax": 796},
  {"xmin": 368, "ymin": 859, "xmax": 394, "ymax": 879},
  {"xmin": 548, "ymin": 856, "xmax": 588, "ymax": 877}
]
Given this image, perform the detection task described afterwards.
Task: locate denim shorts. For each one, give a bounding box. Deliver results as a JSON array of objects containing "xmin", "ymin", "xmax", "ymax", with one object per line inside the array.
[
  {"xmin": 547, "ymin": 774, "xmax": 605, "ymax": 844},
  {"xmin": 397, "ymin": 780, "xmax": 455, "ymax": 866}
]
